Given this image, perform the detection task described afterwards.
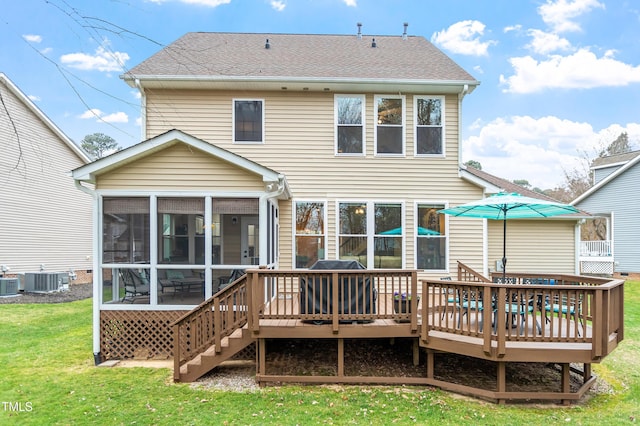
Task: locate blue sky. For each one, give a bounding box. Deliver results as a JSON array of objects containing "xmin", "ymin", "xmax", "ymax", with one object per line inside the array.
[{"xmin": 2, "ymin": 0, "xmax": 639, "ymax": 189}]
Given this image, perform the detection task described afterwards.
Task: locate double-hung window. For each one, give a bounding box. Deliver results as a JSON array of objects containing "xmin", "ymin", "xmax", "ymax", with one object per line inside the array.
[
  {"xmin": 338, "ymin": 201, "xmax": 403, "ymax": 269},
  {"xmin": 335, "ymin": 95, "xmax": 365, "ymax": 155},
  {"xmin": 294, "ymin": 201, "xmax": 326, "ymax": 268},
  {"xmin": 414, "ymin": 96, "xmax": 444, "ymax": 156},
  {"xmin": 234, "ymin": 99, "xmax": 264, "ymax": 143},
  {"xmin": 415, "ymin": 203, "xmax": 447, "ymax": 270},
  {"xmin": 375, "ymin": 95, "xmax": 405, "ymax": 155}
]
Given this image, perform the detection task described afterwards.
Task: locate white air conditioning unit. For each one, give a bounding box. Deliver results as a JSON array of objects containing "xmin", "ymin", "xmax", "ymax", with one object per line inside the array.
[
  {"xmin": 24, "ymin": 272, "xmax": 69, "ymax": 292},
  {"xmin": 0, "ymin": 278, "xmax": 19, "ymax": 296}
]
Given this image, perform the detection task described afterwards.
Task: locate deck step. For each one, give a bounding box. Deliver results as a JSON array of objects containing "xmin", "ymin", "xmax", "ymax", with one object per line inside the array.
[{"xmin": 178, "ymin": 327, "xmax": 254, "ymax": 382}]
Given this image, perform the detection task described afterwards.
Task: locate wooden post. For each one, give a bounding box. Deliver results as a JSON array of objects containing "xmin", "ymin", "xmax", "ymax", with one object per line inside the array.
[
  {"xmin": 337, "ymin": 338, "xmax": 344, "ymax": 377},
  {"xmin": 332, "ymin": 272, "xmax": 339, "ymax": 333},
  {"xmin": 426, "ymin": 349, "xmax": 434, "ymax": 379},
  {"xmin": 412, "ymin": 339, "xmax": 419, "ymax": 366},
  {"xmin": 561, "ymin": 363, "xmax": 570, "ymax": 406},
  {"xmin": 497, "ymin": 361, "xmax": 506, "ymax": 405},
  {"xmin": 258, "ymin": 338, "xmax": 266, "ymax": 380},
  {"xmin": 173, "ymin": 323, "xmax": 181, "ymax": 381}
]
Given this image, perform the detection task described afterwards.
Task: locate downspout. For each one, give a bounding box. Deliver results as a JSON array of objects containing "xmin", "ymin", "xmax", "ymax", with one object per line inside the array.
[
  {"xmin": 457, "ymin": 84, "xmax": 469, "ymax": 168},
  {"xmin": 76, "ymin": 180, "xmax": 102, "ymax": 365},
  {"xmin": 259, "ymin": 175, "xmax": 286, "ymax": 268},
  {"xmin": 134, "ymin": 79, "xmax": 147, "ymax": 141}
]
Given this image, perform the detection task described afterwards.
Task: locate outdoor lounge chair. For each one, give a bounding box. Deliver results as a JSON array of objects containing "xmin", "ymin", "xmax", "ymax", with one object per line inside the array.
[{"xmin": 120, "ymin": 269, "xmax": 150, "ymax": 303}]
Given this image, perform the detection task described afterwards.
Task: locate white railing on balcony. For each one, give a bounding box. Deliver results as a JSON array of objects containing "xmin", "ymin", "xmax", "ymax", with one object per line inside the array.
[{"xmin": 580, "ymin": 240, "xmax": 612, "ymax": 257}]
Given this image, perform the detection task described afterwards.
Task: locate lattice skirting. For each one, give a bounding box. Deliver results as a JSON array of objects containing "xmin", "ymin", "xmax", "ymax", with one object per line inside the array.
[
  {"xmin": 100, "ymin": 310, "xmax": 256, "ymax": 362},
  {"xmin": 100, "ymin": 310, "xmax": 184, "ymax": 361},
  {"xmin": 580, "ymin": 261, "xmax": 614, "ymax": 275}
]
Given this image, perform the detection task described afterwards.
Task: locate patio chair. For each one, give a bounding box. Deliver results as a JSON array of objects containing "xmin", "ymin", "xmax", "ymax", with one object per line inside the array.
[
  {"xmin": 120, "ymin": 269, "xmax": 150, "ymax": 303},
  {"xmin": 456, "ymin": 287, "xmax": 484, "ymax": 330},
  {"xmin": 218, "ymin": 269, "xmax": 246, "ymax": 292}
]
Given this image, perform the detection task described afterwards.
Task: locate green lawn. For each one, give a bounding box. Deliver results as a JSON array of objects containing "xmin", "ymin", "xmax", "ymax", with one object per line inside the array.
[{"xmin": 1, "ymin": 282, "xmax": 638, "ymax": 425}]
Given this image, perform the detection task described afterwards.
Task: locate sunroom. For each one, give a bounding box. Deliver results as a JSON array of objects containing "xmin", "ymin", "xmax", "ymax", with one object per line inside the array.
[{"xmin": 73, "ymin": 129, "xmax": 290, "ymax": 309}]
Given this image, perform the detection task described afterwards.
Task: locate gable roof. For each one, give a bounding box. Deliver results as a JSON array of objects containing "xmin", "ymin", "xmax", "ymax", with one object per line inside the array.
[
  {"xmin": 0, "ymin": 73, "xmax": 91, "ymax": 163},
  {"xmin": 573, "ymin": 151, "xmax": 640, "ymax": 205},
  {"xmin": 590, "ymin": 150, "xmax": 640, "ymax": 169},
  {"xmin": 123, "ymin": 32, "xmax": 479, "ymax": 94},
  {"xmin": 72, "ymin": 129, "xmax": 291, "ymax": 197},
  {"xmin": 462, "ymin": 165, "xmax": 560, "ymax": 201}
]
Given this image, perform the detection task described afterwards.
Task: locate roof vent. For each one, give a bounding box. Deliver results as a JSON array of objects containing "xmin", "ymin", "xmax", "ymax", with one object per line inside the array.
[
  {"xmin": 265, "ymin": 38, "xmax": 270, "ymax": 49},
  {"xmin": 402, "ymin": 22, "xmax": 408, "ymax": 40},
  {"xmin": 357, "ymin": 22, "xmax": 362, "ymax": 39},
  {"xmin": 371, "ymin": 38, "xmax": 377, "ymax": 48}
]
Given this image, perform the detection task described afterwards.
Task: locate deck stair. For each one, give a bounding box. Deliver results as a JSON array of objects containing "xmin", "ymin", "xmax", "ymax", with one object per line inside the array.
[{"xmin": 178, "ymin": 326, "xmax": 254, "ymax": 382}]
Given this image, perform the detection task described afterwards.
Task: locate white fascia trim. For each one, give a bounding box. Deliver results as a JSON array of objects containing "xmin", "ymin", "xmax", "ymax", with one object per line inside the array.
[
  {"xmin": 72, "ymin": 129, "xmax": 289, "ymax": 193},
  {"xmin": 573, "ymin": 154, "xmax": 640, "ymax": 205},
  {"xmin": 0, "ymin": 73, "xmax": 91, "ymax": 163}
]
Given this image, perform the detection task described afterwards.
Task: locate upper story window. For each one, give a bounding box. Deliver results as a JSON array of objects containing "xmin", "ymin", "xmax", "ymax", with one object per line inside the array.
[
  {"xmin": 375, "ymin": 95, "xmax": 405, "ymax": 155},
  {"xmin": 335, "ymin": 95, "xmax": 365, "ymax": 155},
  {"xmin": 234, "ymin": 99, "xmax": 264, "ymax": 143},
  {"xmin": 414, "ymin": 96, "xmax": 444, "ymax": 156}
]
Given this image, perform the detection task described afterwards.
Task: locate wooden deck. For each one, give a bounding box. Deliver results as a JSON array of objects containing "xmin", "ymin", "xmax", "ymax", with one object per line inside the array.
[{"xmin": 163, "ymin": 262, "xmax": 625, "ymax": 403}]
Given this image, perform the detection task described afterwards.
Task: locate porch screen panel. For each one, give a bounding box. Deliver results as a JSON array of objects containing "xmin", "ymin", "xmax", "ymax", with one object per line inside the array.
[
  {"xmin": 417, "ymin": 204, "xmax": 447, "ymax": 270},
  {"xmin": 212, "ymin": 198, "xmax": 259, "ymax": 214},
  {"xmin": 158, "ymin": 198, "xmax": 205, "ymax": 265},
  {"xmin": 102, "ymin": 197, "xmax": 150, "ymax": 264}
]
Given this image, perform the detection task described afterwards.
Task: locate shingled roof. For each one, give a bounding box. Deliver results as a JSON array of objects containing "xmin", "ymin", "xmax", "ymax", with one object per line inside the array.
[{"xmin": 123, "ymin": 32, "xmax": 479, "ymax": 92}]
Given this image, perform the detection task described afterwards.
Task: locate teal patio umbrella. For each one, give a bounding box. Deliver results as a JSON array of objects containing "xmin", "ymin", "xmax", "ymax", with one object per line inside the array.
[
  {"xmin": 438, "ymin": 192, "xmax": 579, "ymax": 279},
  {"xmin": 380, "ymin": 227, "xmax": 440, "ymax": 236}
]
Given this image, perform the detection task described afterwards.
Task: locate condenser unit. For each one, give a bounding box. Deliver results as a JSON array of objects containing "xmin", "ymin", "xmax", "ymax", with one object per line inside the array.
[
  {"xmin": 24, "ymin": 272, "xmax": 69, "ymax": 293},
  {"xmin": 0, "ymin": 278, "xmax": 19, "ymax": 296}
]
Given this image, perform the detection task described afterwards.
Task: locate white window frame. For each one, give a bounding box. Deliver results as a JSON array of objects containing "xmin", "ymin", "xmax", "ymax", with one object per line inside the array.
[
  {"xmin": 233, "ymin": 98, "xmax": 265, "ymax": 144},
  {"xmin": 414, "ymin": 96, "xmax": 445, "ymax": 157},
  {"xmin": 414, "ymin": 201, "xmax": 449, "ymax": 272},
  {"xmin": 293, "ymin": 200, "xmax": 328, "ymax": 269},
  {"xmin": 374, "ymin": 95, "xmax": 405, "ymax": 157},
  {"xmin": 336, "ymin": 200, "xmax": 405, "ymax": 269},
  {"xmin": 334, "ymin": 94, "xmax": 366, "ymax": 156}
]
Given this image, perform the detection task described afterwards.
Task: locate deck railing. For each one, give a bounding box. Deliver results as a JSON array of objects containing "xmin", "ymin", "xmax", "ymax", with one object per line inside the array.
[
  {"xmin": 173, "ymin": 266, "xmax": 624, "ymax": 375},
  {"xmin": 421, "ymin": 272, "xmax": 624, "ymax": 359},
  {"xmin": 580, "ymin": 240, "xmax": 612, "ymax": 257}
]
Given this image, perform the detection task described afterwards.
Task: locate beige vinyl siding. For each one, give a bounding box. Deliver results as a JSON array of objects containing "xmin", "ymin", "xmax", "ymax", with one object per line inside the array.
[
  {"xmin": 0, "ymin": 80, "xmax": 92, "ymax": 275},
  {"xmin": 141, "ymin": 89, "xmax": 485, "ymax": 275},
  {"xmin": 488, "ymin": 219, "xmax": 576, "ymax": 274},
  {"xmin": 97, "ymin": 143, "xmax": 265, "ymax": 191}
]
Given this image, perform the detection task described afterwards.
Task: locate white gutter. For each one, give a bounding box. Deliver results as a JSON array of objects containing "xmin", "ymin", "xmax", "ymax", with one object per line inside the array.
[
  {"xmin": 134, "ymin": 78, "xmax": 147, "ymax": 141},
  {"xmin": 457, "ymin": 84, "xmax": 469, "ymax": 170},
  {"xmin": 75, "ymin": 180, "xmax": 102, "ymax": 363}
]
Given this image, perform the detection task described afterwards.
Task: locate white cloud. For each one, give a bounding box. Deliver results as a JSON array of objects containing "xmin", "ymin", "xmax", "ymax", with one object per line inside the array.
[
  {"xmin": 28, "ymin": 95, "xmax": 41, "ymax": 102},
  {"xmin": 538, "ymin": 0, "xmax": 605, "ymax": 33},
  {"xmin": 60, "ymin": 46, "xmax": 130, "ymax": 72},
  {"xmin": 526, "ymin": 29, "xmax": 572, "ymax": 54},
  {"xmin": 343, "ymin": 0, "xmax": 357, "ymax": 6},
  {"xmin": 503, "ymin": 25, "xmax": 522, "ymax": 33},
  {"xmin": 270, "ymin": 0, "xmax": 285, "ymax": 11},
  {"xmin": 463, "ymin": 116, "xmax": 640, "ymax": 189},
  {"xmin": 78, "ymin": 109, "xmax": 128, "ymax": 123},
  {"xmin": 78, "ymin": 109, "xmax": 104, "ymax": 119},
  {"xmin": 431, "ymin": 20, "xmax": 496, "ymax": 56},
  {"xmin": 180, "ymin": 0, "xmax": 231, "ymax": 6},
  {"xmin": 22, "ymin": 34, "xmax": 42, "ymax": 43},
  {"xmin": 500, "ymin": 48, "xmax": 640, "ymax": 93},
  {"xmin": 102, "ymin": 112, "xmax": 129, "ymax": 123}
]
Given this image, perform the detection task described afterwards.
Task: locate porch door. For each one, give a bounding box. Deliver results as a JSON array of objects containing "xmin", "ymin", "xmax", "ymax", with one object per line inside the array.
[{"xmin": 241, "ymin": 216, "xmax": 259, "ymax": 265}]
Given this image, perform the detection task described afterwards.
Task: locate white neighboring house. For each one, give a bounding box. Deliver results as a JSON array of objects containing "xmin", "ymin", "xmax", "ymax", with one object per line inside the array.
[{"xmin": 0, "ymin": 73, "xmax": 93, "ymax": 284}]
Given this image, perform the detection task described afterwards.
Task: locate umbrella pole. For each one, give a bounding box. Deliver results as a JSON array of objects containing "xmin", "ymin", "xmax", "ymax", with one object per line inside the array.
[{"xmin": 502, "ymin": 217, "xmax": 507, "ymax": 282}]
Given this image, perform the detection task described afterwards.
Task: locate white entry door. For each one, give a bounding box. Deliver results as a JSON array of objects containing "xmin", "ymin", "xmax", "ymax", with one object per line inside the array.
[{"xmin": 241, "ymin": 216, "xmax": 259, "ymax": 265}]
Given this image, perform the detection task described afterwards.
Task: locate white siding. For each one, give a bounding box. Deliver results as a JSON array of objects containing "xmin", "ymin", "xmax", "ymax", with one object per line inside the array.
[{"xmin": 0, "ymin": 79, "xmax": 92, "ymax": 275}]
